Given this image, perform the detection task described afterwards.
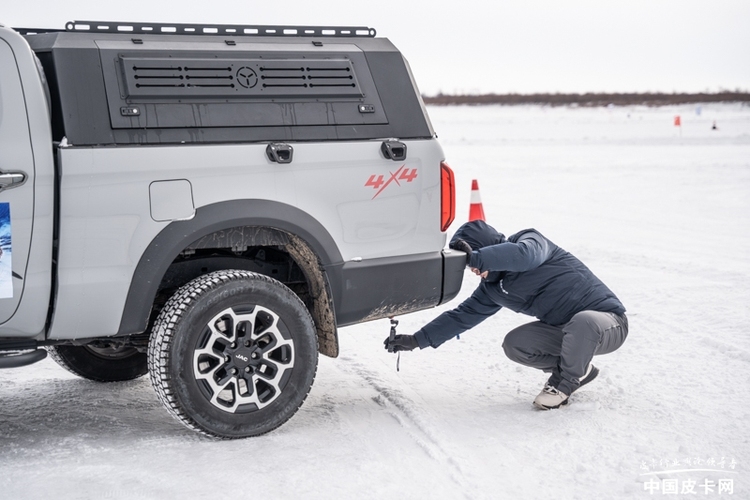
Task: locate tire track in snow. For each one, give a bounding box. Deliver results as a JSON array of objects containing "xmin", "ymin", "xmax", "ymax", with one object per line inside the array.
[{"xmin": 335, "ymin": 356, "xmax": 476, "ymax": 499}]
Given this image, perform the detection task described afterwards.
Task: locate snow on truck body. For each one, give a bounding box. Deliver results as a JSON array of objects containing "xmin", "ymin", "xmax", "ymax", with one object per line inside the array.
[{"xmin": 0, "ymin": 21, "xmax": 463, "ymax": 437}]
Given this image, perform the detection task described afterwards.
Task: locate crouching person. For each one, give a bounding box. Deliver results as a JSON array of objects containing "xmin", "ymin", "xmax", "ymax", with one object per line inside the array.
[{"xmin": 384, "ymin": 220, "xmax": 628, "ymax": 410}]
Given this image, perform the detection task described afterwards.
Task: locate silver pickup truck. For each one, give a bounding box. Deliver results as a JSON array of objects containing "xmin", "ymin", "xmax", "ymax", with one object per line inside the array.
[{"xmin": 0, "ymin": 20, "xmax": 464, "ymax": 438}]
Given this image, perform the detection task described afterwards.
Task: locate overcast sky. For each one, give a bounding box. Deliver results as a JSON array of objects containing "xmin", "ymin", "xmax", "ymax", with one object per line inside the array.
[{"xmin": 4, "ymin": 1, "xmax": 748, "ymax": 95}]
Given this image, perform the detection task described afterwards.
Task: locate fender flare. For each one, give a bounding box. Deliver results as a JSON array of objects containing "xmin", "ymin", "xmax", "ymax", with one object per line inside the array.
[{"xmin": 117, "ymin": 199, "xmax": 342, "ymax": 336}]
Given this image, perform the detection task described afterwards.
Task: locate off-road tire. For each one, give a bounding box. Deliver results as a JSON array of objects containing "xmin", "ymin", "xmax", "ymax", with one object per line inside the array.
[
  {"xmin": 147, "ymin": 270, "xmax": 318, "ymax": 438},
  {"xmin": 47, "ymin": 345, "xmax": 148, "ymax": 382}
]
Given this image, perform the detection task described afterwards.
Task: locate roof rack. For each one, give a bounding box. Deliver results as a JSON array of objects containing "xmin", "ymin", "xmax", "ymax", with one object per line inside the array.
[
  {"xmin": 13, "ymin": 27, "xmax": 66, "ymax": 35},
  {"xmin": 50, "ymin": 20, "xmax": 377, "ymax": 37}
]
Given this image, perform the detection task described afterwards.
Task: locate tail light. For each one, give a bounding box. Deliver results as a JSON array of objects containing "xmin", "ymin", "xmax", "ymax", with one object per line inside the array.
[{"xmin": 440, "ymin": 161, "xmax": 456, "ymax": 232}]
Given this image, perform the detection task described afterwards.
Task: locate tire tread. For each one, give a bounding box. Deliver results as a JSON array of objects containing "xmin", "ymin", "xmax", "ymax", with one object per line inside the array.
[{"xmin": 147, "ymin": 270, "xmax": 318, "ymax": 439}]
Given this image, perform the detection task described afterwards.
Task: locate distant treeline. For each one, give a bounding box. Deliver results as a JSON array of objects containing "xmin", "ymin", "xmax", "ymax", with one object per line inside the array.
[{"xmin": 422, "ymin": 92, "xmax": 750, "ymax": 107}]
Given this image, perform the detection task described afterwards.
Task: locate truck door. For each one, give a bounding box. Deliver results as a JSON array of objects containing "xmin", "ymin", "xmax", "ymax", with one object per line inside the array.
[{"xmin": 0, "ymin": 37, "xmax": 38, "ymax": 323}]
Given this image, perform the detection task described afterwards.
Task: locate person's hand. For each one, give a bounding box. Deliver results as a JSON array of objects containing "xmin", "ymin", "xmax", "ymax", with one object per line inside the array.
[
  {"xmin": 450, "ymin": 239, "xmax": 473, "ymax": 267},
  {"xmin": 383, "ymin": 334, "xmax": 419, "ymax": 352},
  {"xmin": 471, "ymin": 268, "xmax": 489, "ymax": 279},
  {"xmin": 450, "ymin": 238, "xmax": 472, "ymax": 255}
]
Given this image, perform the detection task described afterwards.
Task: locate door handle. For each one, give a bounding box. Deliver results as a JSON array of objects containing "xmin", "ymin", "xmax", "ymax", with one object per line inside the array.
[
  {"xmin": 0, "ymin": 171, "xmax": 27, "ymax": 193},
  {"xmin": 266, "ymin": 143, "xmax": 294, "ymax": 164}
]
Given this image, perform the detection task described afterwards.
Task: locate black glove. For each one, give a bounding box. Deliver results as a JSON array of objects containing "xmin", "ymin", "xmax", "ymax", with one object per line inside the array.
[
  {"xmin": 384, "ymin": 334, "xmax": 419, "ymax": 352},
  {"xmin": 450, "ymin": 238, "xmax": 473, "ymax": 266},
  {"xmin": 450, "ymin": 238, "xmax": 472, "ymax": 254}
]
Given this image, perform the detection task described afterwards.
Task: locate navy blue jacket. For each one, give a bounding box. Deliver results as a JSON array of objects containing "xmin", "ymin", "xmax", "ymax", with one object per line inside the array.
[{"xmin": 414, "ymin": 221, "xmax": 625, "ymax": 349}]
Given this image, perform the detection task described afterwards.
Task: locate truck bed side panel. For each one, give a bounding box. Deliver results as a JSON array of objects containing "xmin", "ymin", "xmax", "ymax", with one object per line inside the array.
[{"xmin": 49, "ymin": 139, "xmax": 445, "ymax": 339}]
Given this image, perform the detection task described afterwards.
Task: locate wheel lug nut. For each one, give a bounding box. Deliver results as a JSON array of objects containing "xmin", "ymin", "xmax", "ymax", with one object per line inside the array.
[
  {"xmin": 244, "ymin": 366, "xmax": 251, "ymax": 373},
  {"xmin": 251, "ymin": 353, "xmax": 258, "ymax": 359},
  {"xmin": 231, "ymin": 342, "xmax": 237, "ymax": 349},
  {"xmin": 244, "ymin": 341, "xmax": 250, "ymax": 347},
  {"xmin": 231, "ymin": 368, "xmax": 238, "ymax": 375}
]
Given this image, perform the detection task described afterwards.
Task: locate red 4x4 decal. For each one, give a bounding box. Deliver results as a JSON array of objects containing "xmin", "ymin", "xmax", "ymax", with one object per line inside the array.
[{"xmin": 365, "ymin": 166, "xmax": 418, "ymax": 199}]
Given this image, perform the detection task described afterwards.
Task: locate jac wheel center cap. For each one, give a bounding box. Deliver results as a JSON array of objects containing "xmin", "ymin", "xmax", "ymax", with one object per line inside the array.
[{"xmin": 227, "ymin": 345, "xmax": 260, "ymax": 370}]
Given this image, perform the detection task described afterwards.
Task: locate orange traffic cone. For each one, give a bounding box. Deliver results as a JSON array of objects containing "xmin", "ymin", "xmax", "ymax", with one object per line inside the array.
[{"xmin": 469, "ymin": 179, "xmax": 486, "ymax": 221}]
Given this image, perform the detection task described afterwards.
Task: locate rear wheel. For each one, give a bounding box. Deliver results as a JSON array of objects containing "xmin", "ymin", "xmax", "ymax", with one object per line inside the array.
[
  {"xmin": 147, "ymin": 270, "xmax": 318, "ymax": 438},
  {"xmin": 48, "ymin": 344, "xmax": 148, "ymax": 382}
]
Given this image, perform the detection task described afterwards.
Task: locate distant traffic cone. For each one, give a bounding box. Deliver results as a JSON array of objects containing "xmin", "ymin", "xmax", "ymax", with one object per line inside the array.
[{"xmin": 469, "ymin": 179, "xmax": 486, "ymax": 221}]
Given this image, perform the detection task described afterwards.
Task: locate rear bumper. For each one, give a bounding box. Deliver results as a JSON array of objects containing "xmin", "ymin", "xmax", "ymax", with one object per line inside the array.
[
  {"xmin": 327, "ymin": 249, "xmax": 465, "ymax": 327},
  {"xmin": 440, "ymin": 248, "xmax": 466, "ymax": 304}
]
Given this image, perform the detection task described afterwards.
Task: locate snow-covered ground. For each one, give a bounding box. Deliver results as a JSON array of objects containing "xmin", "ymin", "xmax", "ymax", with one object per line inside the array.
[{"xmin": 1, "ymin": 104, "xmax": 748, "ymax": 499}]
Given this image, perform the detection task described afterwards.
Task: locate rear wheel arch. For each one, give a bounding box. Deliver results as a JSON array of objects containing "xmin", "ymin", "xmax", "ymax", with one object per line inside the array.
[{"xmin": 119, "ymin": 200, "xmax": 341, "ymax": 357}]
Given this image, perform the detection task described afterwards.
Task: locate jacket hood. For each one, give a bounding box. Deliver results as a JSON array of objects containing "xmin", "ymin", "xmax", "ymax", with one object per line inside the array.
[{"xmin": 450, "ymin": 220, "xmax": 506, "ymax": 251}]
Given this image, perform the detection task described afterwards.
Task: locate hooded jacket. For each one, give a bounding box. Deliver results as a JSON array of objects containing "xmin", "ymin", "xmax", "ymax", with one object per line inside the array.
[{"xmin": 413, "ymin": 221, "xmax": 626, "ymax": 349}]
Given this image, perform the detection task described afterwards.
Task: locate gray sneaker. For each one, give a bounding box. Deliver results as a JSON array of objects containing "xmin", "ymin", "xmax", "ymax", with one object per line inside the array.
[
  {"xmin": 534, "ymin": 365, "xmax": 599, "ymax": 410},
  {"xmin": 578, "ymin": 364, "xmax": 599, "ymax": 388},
  {"xmin": 533, "ymin": 384, "xmax": 569, "ymax": 410}
]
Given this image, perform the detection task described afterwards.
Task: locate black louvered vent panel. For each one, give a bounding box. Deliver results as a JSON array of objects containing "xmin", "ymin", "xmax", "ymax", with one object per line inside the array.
[
  {"xmin": 131, "ymin": 65, "xmax": 235, "ymax": 89},
  {"xmin": 260, "ymin": 64, "xmax": 356, "ymax": 90},
  {"xmin": 121, "ymin": 57, "xmax": 363, "ymax": 98}
]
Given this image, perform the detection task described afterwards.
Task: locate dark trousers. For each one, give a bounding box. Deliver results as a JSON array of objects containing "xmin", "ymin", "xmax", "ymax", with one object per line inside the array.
[{"xmin": 502, "ymin": 311, "xmax": 628, "ymax": 396}]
